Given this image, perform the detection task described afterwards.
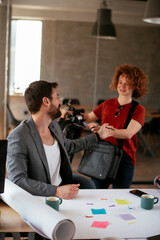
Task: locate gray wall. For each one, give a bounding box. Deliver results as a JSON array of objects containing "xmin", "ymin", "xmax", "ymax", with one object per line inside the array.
[
  {"xmin": 41, "ymin": 20, "xmax": 160, "ymax": 109},
  {"xmin": 5, "ymin": 18, "xmax": 160, "ymax": 136}
]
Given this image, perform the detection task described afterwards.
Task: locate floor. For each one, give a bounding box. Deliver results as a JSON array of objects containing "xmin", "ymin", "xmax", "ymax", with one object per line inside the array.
[{"xmin": 71, "ymin": 131, "xmax": 160, "ymax": 190}]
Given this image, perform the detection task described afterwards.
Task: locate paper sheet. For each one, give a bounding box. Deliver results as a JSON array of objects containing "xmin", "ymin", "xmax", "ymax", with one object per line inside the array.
[
  {"xmin": 0, "ymin": 179, "xmax": 75, "ymax": 240},
  {"xmin": 58, "ymin": 189, "xmax": 160, "ymax": 239}
]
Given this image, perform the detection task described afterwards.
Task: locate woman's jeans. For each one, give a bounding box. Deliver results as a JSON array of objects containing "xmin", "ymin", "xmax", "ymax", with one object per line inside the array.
[
  {"xmin": 73, "ymin": 174, "xmax": 96, "ymax": 189},
  {"xmin": 92, "ymin": 151, "xmax": 134, "ymax": 189}
]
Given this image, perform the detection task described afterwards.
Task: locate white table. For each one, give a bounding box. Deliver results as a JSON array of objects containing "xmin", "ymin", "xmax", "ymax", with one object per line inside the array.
[
  {"xmin": 58, "ymin": 189, "xmax": 160, "ymax": 240},
  {"xmin": 1, "ymin": 183, "xmax": 160, "ymax": 240}
]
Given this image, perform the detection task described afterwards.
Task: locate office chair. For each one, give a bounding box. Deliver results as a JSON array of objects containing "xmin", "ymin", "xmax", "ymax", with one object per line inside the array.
[
  {"xmin": 7, "ymin": 103, "xmax": 21, "ymax": 132},
  {"xmin": 96, "ymin": 99, "xmax": 105, "ymax": 125},
  {"xmin": 60, "ymin": 99, "xmax": 85, "ymax": 163},
  {"xmin": 0, "ymin": 139, "xmax": 7, "ymax": 193},
  {"xmin": 62, "ymin": 98, "xmax": 80, "ymax": 105},
  {"xmin": 97, "ymin": 99, "xmax": 105, "ymax": 105}
]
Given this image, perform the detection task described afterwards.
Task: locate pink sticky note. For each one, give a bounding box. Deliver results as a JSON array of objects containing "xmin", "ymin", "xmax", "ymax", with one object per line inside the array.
[{"xmin": 91, "ymin": 221, "xmax": 109, "ymax": 229}]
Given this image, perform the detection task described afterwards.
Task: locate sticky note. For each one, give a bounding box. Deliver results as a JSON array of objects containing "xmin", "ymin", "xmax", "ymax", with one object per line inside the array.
[
  {"xmin": 115, "ymin": 199, "xmax": 131, "ymax": 205},
  {"xmin": 128, "ymin": 221, "xmax": 135, "ymax": 224},
  {"xmin": 108, "ymin": 204, "xmax": 116, "ymax": 207},
  {"xmin": 91, "ymin": 221, "xmax": 109, "ymax": 229},
  {"xmin": 91, "ymin": 208, "xmax": 106, "ymax": 215},
  {"xmin": 119, "ymin": 214, "xmax": 136, "ymax": 221}
]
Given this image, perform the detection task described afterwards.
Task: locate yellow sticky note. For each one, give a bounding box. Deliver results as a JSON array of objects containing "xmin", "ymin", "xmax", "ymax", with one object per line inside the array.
[
  {"xmin": 115, "ymin": 199, "xmax": 131, "ymax": 205},
  {"xmin": 128, "ymin": 221, "xmax": 134, "ymax": 225}
]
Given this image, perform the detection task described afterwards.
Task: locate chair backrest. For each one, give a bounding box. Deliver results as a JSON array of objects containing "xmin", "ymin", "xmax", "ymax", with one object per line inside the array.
[
  {"xmin": 6, "ymin": 103, "xmax": 21, "ymax": 126},
  {"xmin": 97, "ymin": 99, "xmax": 105, "ymax": 105},
  {"xmin": 0, "ymin": 140, "xmax": 7, "ymax": 193}
]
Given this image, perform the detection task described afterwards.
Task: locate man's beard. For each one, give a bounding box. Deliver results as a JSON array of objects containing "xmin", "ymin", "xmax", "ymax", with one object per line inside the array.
[{"xmin": 48, "ymin": 105, "xmax": 62, "ymax": 120}]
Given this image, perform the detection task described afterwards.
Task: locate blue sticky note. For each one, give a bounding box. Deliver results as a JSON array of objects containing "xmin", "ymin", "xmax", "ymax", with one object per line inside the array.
[{"xmin": 91, "ymin": 208, "xmax": 106, "ymax": 215}]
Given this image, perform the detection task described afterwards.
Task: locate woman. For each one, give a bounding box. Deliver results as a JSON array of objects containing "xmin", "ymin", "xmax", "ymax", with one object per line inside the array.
[{"xmin": 84, "ymin": 64, "xmax": 149, "ymax": 189}]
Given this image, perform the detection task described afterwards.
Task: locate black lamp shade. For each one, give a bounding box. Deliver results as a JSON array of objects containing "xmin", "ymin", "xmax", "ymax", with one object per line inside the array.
[
  {"xmin": 143, "ymin": 0, "xmax": 160, "ymax": 24},
  {"xmin": 92, "ymin": 8, "xmax": 116, "ymax": 39}
]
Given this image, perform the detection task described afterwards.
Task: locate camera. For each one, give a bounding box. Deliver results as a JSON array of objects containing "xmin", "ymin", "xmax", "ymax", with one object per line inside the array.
[{"xmin": 65, "ymin": 102, "xmax": 85, "ymax": 127}]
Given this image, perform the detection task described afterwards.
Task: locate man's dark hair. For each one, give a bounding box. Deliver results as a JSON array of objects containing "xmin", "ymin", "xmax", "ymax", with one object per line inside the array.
[{"xmin": 24, "ymin": 80, "xmax": 58, "ymax": 114}]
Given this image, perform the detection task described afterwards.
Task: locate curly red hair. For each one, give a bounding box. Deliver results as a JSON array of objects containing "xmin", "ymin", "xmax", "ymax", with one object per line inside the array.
[{"xmin": 110, "ymin": 64, "xmax": 149, "ymax": 99}]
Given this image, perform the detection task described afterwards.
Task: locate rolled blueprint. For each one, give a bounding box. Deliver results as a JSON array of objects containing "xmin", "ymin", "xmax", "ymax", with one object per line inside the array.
[{"xmin": 0, "ymin": 179, "xmax": 75, "ymax": 240}]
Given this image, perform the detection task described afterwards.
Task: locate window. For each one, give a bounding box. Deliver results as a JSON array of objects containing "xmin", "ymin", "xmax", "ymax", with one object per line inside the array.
[{"xmin": 9, "ymin": 20, "xmax": 42, "ymax": 95}]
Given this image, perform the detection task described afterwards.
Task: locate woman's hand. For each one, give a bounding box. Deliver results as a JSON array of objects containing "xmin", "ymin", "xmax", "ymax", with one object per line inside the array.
[
  {"xmin": 88, "ymin": 122, "xmax": 100, "ymax": 133},
  {"xmin": 98, "ymin": 123, "xmax": 115, "ymax": 140}
]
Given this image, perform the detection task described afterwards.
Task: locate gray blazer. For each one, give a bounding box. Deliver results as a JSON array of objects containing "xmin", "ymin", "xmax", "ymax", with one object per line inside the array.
[{"xmin": 7, "ymin": 117, "xmax": 97, "ymax": 196}]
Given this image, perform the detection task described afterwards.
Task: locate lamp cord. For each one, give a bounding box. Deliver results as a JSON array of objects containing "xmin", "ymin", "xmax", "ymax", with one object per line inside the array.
[
  {"xmin": 93, "ymin": 2, "xmax": 101, "ymax": 108},
  {"xmin": 101, "ymin": 0, "xmax": 107, "ymax": 8}
]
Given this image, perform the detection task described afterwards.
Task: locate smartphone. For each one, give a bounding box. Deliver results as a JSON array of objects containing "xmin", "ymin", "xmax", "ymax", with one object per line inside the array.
[
  {"xmin": 129, "ymin": 189, "xmax": 148, "ymax": 197},
  {"xmin": 147, "ymin": 235, "xmax": 160, "ymax": 240}
]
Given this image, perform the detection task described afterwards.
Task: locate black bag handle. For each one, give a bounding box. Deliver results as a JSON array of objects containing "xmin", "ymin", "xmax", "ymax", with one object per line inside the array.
[{"xmin": 118, "ymin": 100, "xmax": 139, "ymax": 148}]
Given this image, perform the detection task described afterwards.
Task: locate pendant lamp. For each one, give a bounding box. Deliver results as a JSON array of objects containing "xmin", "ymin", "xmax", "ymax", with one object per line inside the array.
[
  {"xmin": 92, "ymin": 0, "xmax": 116, "ymax": 39},
  {"xmin": 143, "ymin": 0, "xmax": 160, "ymax": 24}
]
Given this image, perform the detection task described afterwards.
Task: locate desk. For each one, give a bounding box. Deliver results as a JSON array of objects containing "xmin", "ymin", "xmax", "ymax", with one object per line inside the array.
[
  {"xmin": 145, "ymin": 109, "xmax": 160, "ymax": 119},
  {"xmin": 58, "ymin": 189, "xmax": 160, "ymax": 240},
  {"xmin": 0, "ymin": 199, "xmax": 33, "ymax": 232},
  {"xmin": 61, "ymin": 104, "xmax": 93, "ymax": 113},
  {"xmin": 137, "ymin": 110, "xmax": 160, "ymax": 158},
  {"xmin": 1, "ymin": 189, "xmax": 160, "ymax": 240},
  {"xmin": 0, "ymin": 200, "xmax": 34, "ymax": 240}
]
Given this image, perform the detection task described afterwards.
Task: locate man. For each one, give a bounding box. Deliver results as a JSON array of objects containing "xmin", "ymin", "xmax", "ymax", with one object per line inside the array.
[{"xmin": 7, "ymin": 81, "xmax": 111, "ymax": 199}]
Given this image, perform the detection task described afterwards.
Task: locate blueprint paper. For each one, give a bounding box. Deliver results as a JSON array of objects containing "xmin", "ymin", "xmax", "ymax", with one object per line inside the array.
[{"xmin": 0, "ymin": 179, "xmax": 75, "ymax": 240}]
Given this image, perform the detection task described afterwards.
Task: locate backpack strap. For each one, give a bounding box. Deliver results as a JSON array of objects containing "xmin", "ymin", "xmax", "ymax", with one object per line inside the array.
[{"xmin": 119, "ymin": 100, "xmax": 139, "ymax": 148}]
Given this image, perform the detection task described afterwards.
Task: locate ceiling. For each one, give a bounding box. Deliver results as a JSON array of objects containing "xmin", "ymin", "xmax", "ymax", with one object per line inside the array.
[{"xmin": 4, "ymin": 0, "xmax": 150, "ymax": 26}]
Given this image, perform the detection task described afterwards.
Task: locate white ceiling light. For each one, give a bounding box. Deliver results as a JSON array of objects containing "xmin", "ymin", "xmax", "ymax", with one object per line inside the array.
[{"xmin": 143, "ymin": 0, "xmax": 160, "ymax": 24}]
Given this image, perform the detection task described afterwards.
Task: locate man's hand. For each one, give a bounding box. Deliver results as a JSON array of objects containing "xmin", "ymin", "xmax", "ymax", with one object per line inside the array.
[{"xmin": 55, "ymin": 184, "xmax": 80, "ymax": 199}]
